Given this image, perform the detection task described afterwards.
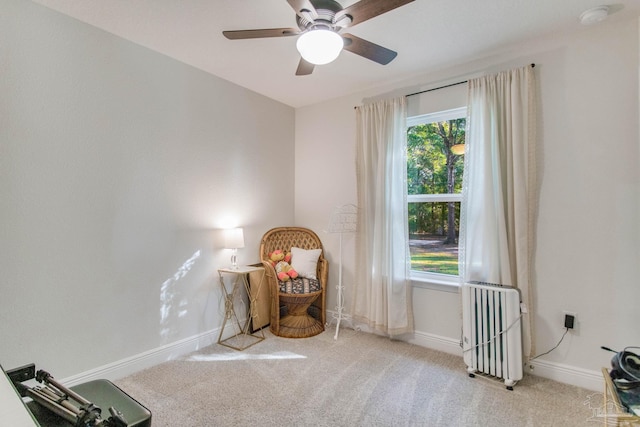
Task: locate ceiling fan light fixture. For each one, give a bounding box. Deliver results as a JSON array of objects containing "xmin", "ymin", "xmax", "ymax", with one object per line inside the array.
[{"xmin": 296, "ymin": 28, "xmax": 343, "ymax": 65}]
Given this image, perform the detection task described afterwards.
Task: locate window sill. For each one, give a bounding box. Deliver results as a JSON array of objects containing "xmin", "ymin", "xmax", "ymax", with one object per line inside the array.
[{"xmin": 410, "ymin": 271, "xmax": 461, "ymax": 293}]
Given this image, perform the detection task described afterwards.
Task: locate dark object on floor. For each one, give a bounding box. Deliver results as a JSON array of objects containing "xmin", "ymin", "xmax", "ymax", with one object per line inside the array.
[{"xmin": 8, "ymin": 363, "xmax": 151, "ymax": 426}]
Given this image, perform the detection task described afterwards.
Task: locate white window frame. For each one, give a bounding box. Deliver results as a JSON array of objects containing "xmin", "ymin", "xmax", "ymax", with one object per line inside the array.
[{"xmin": 407, "ymin": 107, "xmax": 466, "ymax": 292}]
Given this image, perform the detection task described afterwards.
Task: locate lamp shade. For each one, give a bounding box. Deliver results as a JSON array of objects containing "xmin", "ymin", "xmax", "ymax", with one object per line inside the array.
[
  {"xmin": 224, "ymin": 228, "xmax": 245, "ymax": 249},
  {"xmin": 296, "ymin": 29, "xmax": 343, "ymax": 65}
]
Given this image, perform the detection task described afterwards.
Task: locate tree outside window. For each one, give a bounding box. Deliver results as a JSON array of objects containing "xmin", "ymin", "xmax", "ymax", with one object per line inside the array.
[{"xmin": 407, "ymin": 108, "xmax": 466, "ymax": 276}]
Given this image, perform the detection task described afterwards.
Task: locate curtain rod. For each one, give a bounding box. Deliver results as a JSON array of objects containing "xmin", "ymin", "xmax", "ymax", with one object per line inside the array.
[
  {"xmin": 406, "ymin": 63, "xmax": 536, "ymax": 98},
  {"xmin": 406, "ymin": 80, "xmax": 467, "ymax": 98},
  {"xmin": 354, "ymin": 63, "xmax": 535, "ymax": 108}
]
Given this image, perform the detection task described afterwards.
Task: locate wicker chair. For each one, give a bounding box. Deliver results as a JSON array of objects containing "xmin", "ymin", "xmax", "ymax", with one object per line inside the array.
[{"xmin": 259, "ymin": 227, "xmax": 328, "ymax": 338}]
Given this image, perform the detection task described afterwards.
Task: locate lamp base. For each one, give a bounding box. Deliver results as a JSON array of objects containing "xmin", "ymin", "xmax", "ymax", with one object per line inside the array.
[{"xmin": 230, "ymin": 249, "xmax": 238, "ymax": 270}]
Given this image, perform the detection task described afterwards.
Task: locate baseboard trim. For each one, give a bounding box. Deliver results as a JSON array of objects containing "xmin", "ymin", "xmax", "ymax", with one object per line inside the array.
[
  {"xmin": 328, "ymin": 310, "xmax": 464, "ymax": 358},
  {"xmin": 404, "ymin": 330, "xmax": 602, "ymax": 391},
  {"xmin": 61, "ymin": 319, "xmax": 603, "ymax": 392},
  {"xmin": 525, "ymin": 358, "xmax": 602, "ymax": 391},
  {"xmin": 61, "ymin": 329, "xmax": 219, "ymax": 386},
  {"xmin": 405, "ymin": 330, "xmax": 463, "ymax": 357}
]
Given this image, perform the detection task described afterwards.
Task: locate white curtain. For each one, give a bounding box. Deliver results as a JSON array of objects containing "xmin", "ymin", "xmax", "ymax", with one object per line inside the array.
[
  {"xmin": 459, "ymin": 65, "xmax": 536, "ymax": 357},
  {"xmin": 353, "ymin": 97, "xmax": 414, "ymax": 337}
]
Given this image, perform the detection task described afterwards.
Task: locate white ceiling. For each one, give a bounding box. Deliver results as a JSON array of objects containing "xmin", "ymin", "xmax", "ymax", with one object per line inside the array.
[{"xmin": 32, "ymin": 0, "xmax": 639, "ymax": 108}]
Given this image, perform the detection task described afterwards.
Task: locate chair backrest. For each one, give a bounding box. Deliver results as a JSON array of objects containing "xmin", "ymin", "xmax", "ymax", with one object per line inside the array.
[
  {"xmin": 260, "ymin": 227, "xmax": 325, "ymax": 265},
  {"xmin": 260, "ymin": 227, "xmax": 328, "ymax": 338}
]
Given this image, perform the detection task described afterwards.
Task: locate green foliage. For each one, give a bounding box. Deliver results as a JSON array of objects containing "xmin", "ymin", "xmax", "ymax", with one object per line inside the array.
[
  {"xmin": 407, "ymin": 118, "xmax": 466, "ymax": 236},
  {"xmin": 408, "ymin": 202, "xmax": 460, "ymax": 236},
  {"xmin": 407, "ymin": 119, "xmax": 465, "ymax": 196}
]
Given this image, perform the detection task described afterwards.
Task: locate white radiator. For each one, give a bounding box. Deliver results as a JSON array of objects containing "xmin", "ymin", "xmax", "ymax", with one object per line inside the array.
[{"xmin": 462, "ymin": 281, "xmax": 523, "ymax": 389}]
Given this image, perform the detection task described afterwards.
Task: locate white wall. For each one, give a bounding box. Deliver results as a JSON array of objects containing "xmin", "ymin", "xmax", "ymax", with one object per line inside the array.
[
  {"xmin": 295, "ymin": 15, "xmax": 640, "ymax": 389},
  {"xmin": 2, "ymin": 0, "xmax": 637, "ymax": 392},
  {"xmin": 0, "ymin": 0, "xmax": 294, "ymax": 379}
]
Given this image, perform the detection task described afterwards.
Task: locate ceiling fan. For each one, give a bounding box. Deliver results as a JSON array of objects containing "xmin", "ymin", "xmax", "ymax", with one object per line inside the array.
[{"xmin": 222, "ymin": 0, "xmax": 415, "ymax": 75}]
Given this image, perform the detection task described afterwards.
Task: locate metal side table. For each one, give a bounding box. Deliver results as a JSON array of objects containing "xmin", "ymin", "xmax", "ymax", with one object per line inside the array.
[{"xmin": 217, "ymin": 266, "xmax": 266, "ymax": 351}]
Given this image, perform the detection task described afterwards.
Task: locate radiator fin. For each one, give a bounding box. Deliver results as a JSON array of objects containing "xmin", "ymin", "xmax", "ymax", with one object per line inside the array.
[{"xmin": 462, "ymin": 282, "xmax": 523, "ymax": 389}]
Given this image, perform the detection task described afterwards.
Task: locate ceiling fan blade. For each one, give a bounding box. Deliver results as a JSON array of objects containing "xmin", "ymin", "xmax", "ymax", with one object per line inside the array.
[
  {"xmin": 287, "ymin": 0, "xmax": 318, "ymax": 21},
  {"xmin": 342, "ymin": 33, "xmax": 397, "ymax": 65},
  {"xmin": 335, "ymin": 0, "xmax": 415, "ymax": 28},
  {"xmin": 295, "ymin": 57, "xmax": 315, "ymax": 76},
  {"xmin": 223, "ymin": 28, "xmax": 300, "ymax": 40}
]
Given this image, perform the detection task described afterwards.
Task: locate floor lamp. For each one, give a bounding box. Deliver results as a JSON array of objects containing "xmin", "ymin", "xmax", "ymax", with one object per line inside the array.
[{"xmin": 326, "ymin": 204, "xmax": 357, "ymax": 340}]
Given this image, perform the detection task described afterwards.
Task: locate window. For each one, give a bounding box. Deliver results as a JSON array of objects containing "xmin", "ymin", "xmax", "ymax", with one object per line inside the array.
[{"xmin": 407, "ymin": 107, "xmax": 466, "ymax": 282}]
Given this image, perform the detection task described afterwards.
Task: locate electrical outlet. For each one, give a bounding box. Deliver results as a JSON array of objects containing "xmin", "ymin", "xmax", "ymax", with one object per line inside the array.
[
  {"xmin": 564, "ymin": 314, "xmax": 575, "ymax": 329},
  {"xmin": 563, "ymin": 311, "xmax": 577, "ymax": 329}
]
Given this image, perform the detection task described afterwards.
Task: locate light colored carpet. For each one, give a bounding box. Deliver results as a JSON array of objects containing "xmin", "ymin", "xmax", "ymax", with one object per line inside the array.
[{"xmin": 115, "ymin": 329, "xmax": 600, "ymax": 426}]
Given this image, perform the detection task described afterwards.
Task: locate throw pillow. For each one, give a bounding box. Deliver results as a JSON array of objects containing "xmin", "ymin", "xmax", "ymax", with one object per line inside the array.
[{"xmin": 290, "ymin": 247, "xmax": 322, "ymax": 280}]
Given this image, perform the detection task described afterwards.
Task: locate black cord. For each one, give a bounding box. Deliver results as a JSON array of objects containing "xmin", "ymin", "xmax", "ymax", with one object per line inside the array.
[{"xmin": 529, "ymin": 328, "xmax": 569, "ymax": 361}]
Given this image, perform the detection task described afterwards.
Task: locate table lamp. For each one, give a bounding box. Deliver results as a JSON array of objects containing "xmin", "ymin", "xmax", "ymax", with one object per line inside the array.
[{"xmin": 224, "ymin": 228, "xmax": 244, "ymax": 270}]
